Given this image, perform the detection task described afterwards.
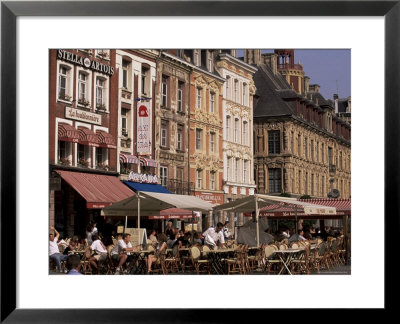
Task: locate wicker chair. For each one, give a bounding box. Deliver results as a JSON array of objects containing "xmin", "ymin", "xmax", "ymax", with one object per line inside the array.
[
  {"xmin": 80, "ymin": 247, "xmax": 94, "ymax": 275},
  {"xmin": 290, "ymin": 244, "xmax": 311, "ymax": 274},
  {"xmin": 226, "ymin": 248, "xmax": 246, "ymax": 274},
  {"xmin": 190, "ymin": 246, "xmax": 210, "ymax": 274},
  {"xmin": 313, "ymin": 242, "xmax": 329, "ymax": 273},
  {"xmin": 163, "ymin": 246, "xmax": 180, "ymax": 274},
  {"xmin": 262, "ymin": 245, "xmax": 281, "ymax": 274}
]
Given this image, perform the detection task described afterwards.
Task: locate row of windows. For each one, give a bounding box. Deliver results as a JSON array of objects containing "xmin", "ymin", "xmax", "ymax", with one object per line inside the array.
[
  {"xmin": 58, "ymin": 141, "xmax": 108, "ymax": 169},
  {"xmin": 225, "ymin": 116, "xmax": 249, "ymax": 145},
  {"xmin": 259, "ymin": 130, "xmax": 350, "ymax": 170},
  {"xmin": 121, "ymin": 60, "xmax": 151, "ymax": 96},
  {"xmin": 225, "ymin": 76, "xmax": 249, "ymax": 106},
  {"xmin": 196, "ymin": 169, "xmax": 217, "ymax": 190},
  {"xmin": 58, "ymin": 64, "xmax": 109, "ymax": 111},
  {"xmin": 195, "ymin": 129, "xmax": 217, "ymax": 153},
  {"xmin": 195, "ymin": 86, "xmax": 217, "ymax": 113},
  {"xmin": 160, "ymin": 75, "xmax": 186, "ymax": 112},
  {"xmin": 226, "ymin": 158, "xmax": 250, "ymax": 184},
  {"xmin": 161, "ymin": 121, "xmax": 185, "ymax": 150}
]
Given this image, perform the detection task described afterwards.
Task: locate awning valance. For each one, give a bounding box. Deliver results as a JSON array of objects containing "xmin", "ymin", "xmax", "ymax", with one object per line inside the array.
[
  {"xmin": 78, "ymin": 127, "xmax": 100, "ymax": 147},
  {"xmin": 123, "ymin": 180, "xmax": 171, "ymax": 194},
  {"xmin": 149, "ymin": 208, "xmax": 196, "ymax": 220},
  {"xmin": 97, "ymin": 130, "xmax": 117, "ymax": 149},
  {"xmin": 55, "ymin": 170, "xmax": 134, "ymax": 209},
  {"xmin": 139, "ymin": 157, "xmax": 158, "ymax": 168},
  {"xmin": 119, "ymin": 153, "xmax": 139, "ymax": 164},
  {"xmin": 58, "ymin": 123, "xmax": 79, "ymax": 143}
]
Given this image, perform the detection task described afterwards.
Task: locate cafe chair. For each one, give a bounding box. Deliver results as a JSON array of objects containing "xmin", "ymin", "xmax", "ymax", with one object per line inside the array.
[
  {"xmin": 226, "ymin": 249, "xmax": 246, "ymax": 274},
  {"xmin": 290, "ymin": 244, "xmax": 311, "ymax": 274},
  {"xmin": 163, "ymin": 246, "xmax": 180, "ymax": 274},
  {"xmin": 190, "ymin": 246, "xmax": 210, "ymax": 274},
  {"xmin": 80, "ymin": 247, "xmax": 94, "ymax": 275},
  {"xmin": 262, "ymin": 245, "xmax": 281, "ymax": 274}
]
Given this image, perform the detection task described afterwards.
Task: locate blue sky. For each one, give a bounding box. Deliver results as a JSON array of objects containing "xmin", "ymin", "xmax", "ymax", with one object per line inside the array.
[{"xmin": 237, "ymin": 49, "xmax": 351, "ymax": 100}]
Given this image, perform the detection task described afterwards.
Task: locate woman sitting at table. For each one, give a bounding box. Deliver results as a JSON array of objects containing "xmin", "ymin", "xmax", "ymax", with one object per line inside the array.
[
  {"xmin": 146, "ymin": 233, "xmax": 168, "ymax": 274},
  {"xmin": 63, "ymin": 236, "xmax": 81, "ymax": 256}
]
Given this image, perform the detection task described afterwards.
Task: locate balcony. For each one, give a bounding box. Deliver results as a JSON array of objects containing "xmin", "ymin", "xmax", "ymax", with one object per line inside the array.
[{"xmin": 166, "ymin": 179, "xmax": 194, "ymax": 195}]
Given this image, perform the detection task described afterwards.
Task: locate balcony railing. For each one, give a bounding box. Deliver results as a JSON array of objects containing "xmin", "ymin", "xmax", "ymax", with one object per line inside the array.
[{"xmin": 166, "ymin": 179, "xmax": 195, "ymax": 195}]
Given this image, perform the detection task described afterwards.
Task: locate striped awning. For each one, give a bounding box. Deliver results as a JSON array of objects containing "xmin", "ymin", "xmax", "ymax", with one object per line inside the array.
[
  {"xmin": 119, "ymin": 153, "xmax": 139, "ymax": 164},
  {"xmin": 97, "ymin": 130, "xmax": 116, "ymax": 149},
  {"xmin": 78, "ymin": 127, "xmax": 100, "ymax": 147},
  {"xmin": 58, "ymin": 123, "xmax": 79, "ymax": 143},
  {"xmin": 139, "ymin": 157, "xmax": 158, "ymax": 167}
]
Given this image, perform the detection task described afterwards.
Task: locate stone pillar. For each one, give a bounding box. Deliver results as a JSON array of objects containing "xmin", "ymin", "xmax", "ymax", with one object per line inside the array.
[
  {"xmin": 66, "ymin": 187, "xmax": 75, "ymax": 238},
  {"xmin": 238, "ymin": 212, "xmax": 244, "ymax": 226},
  {"xmin": 49, "ymin": 190, "xmax": 55, "ymax": 228}
]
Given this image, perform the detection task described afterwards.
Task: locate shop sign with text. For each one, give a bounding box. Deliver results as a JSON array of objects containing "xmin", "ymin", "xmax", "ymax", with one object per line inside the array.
[
  {"xmin": 58, "ymin": 50, "xmax": 114, "ymax": 76},
  {"xmin": 65, "ymin": 107, "xmax": 102, "ymax": 125},
  {"xmin": 128, "ymin": 172, "xmax": 158, "ymax": 184}
]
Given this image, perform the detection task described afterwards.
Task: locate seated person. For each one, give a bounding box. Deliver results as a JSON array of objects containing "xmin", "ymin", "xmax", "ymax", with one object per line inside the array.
[
  {"xmin": 63, "ymin": 236, "xmax": 81, "ymax": 256},
  {"xmin": 148, "ymin": 229, "xmax": 158, "ymax": 247},
  {"xmin": 166, "ymin": 229, "xmax": 178, "ymax": 248},
  {"xmin": 192, "ymin": 231, "xmax": 203, "ymax": 245},
  {"xmin": 172, "ymin": 232, "xmax": 191, "ymax": 248},
  {"xmin": 146, "ymin": 233, "xmax": 168, "ymax": 274},
  {"xmin": 66, "ymin": 254, "xmax": 82, "ymax": 275},
  {"xmin": 89, "ymin": 234, "xmax": 108, "ymax": 273},
  {"xmin": 111, "ymin": 233, "xmax": 136, "ymax": 274},
  {"xmin": 49, "ymin": 226, "xmax": 68, "ymax": 272}
]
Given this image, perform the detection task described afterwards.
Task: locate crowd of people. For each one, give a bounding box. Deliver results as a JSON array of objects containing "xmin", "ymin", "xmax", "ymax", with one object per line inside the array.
[{"xmin": 270, "ymin": 225, "xmax": 344, "ymax": 243}]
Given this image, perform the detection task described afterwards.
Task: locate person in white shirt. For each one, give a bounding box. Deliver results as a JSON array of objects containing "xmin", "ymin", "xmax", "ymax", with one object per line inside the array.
[
  {"xmin": 202, "ymin": 222, "xmax": 225, "ymax": 249},
  {"xmin": 49, "ymin": 226, "xmax": 68, "ymax": 272},
  {"xmin": 88, "ymin": 234, "xmax": 108, "ymax": 273},
  {"xmin": 222, "ymin": 221, "xmax": 232, "ymax": 242},
  {"xmin": 111, "ymin": 233, "xmax": 136, "ymax": 274}
]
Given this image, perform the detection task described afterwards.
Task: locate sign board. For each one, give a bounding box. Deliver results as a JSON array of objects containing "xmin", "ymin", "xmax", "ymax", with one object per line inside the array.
[
  {"xmin": 185, "ymin": 224, "xmax": 198, "ymax": 232},
  {"xmin": 117, "ymin": 226, "xmax": 125, "ymax": 234},
  {"xmin": 124, "ymin": 228, "xmax": 147, "ymax": 246},
  {"xmin": 65, "ymin": 107, "xmax": 102, "ymax": 125},
  {"xmin": 136, "ymin": 101, "xmax": 151, "ymax": 154}
]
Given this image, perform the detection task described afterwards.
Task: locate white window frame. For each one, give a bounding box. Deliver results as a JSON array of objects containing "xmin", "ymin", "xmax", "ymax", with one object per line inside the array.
[
  {"xmin": 234, "ymin": 118, "xmax": 239, "ymax": 143},
  {"xmin": 210, "ymin": 132, "xmax": 215, "ymax": 153},
  {"xmin": 227, "ymin": 157, "xmax": 231, "ymax": 181},
  {"xmin": 95, "ymin": 74, "xmax": 109, "ymax": 112},
  {"xmin": 96, "ymin": 49, "xmax": 110, "ymax": 60},
  {"xmin": 226, "ymin": 116, "xmax": 231, "ymax": 141},
  {"xmin": 196, "ymin": 87, "xmax": 202, "ymax": 109},
  {"xmin": 196, "ymin": 169, "xmax": 202, "ymax": 189},
  {"xmin": 226, "ymin": 76, "xmax": 231, "ymax": 100},
  {"xmin": 196, "ymin": 128, "xmax": 202, "ymax": 150},
  {"xmin": 242, "ymin": 121, "xmax": 248, "ymax": 145},
  {"xmin": 57, "ymin": 62, "xmax": 74, "ymax": 102},
  {"xmin": 210, "ymin": 91, "xmax": 215, "ymax": 113},
  {"xmin": 210, "ymin": 171, "xmax": 216, "ymax": 190},
  {"xmin": 243, "ymin": 160, "xmax": 248, "ymax": 183},
  {"xmin": 161, "ymin": 121, "xmax": 168, "ymax": 147},
  {"xmin": 121, "ymin": 108, "xmax": 128, "ymax": 137},
  {"xmin": 177, "ymin": 82, "xmax": 183, "ymax": 112},
  {"xmin": 162, "ymin": 75, "xmax": 168, "ymax": 107},
  {"xmin": 160, "ymin": 166, "xmax": 168, "ymax": 187}
]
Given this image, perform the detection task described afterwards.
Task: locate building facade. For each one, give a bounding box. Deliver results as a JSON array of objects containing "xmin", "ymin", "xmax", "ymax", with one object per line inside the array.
[
  {"xmin": 49, "ymin": 49, "xmax": 132, "ymax": 237},
  {"xmin": 246, "ymin": 50, "xmax": 351, "ymax": 200},
  {"xmin": 216, "ymin": 51, "xmax": 257, "ymax": 228}
]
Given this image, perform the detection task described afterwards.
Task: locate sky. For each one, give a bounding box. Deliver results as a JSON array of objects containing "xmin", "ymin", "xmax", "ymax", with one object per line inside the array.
[{"xmin": 237, "ymin": 49, "xmax": 351, "ymax": 100}]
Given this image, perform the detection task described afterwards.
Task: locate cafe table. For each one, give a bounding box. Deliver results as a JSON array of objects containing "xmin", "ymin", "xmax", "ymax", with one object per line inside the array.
[
  {"xmin": 273, "ymin": 248, "xmax": 305, "ymax": 275},
  {"xmin": 126, "ymin": 249, "xmax": 154, "ymax": 274},
  {"xmin": 207, "ymin": 248, "xmax": 236, "ymax": 274}
]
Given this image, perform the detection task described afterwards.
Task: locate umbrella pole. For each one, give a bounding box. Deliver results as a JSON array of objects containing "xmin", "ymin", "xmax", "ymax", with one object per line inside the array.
[
  {"xmin": 137, "ymin": 191, "xmax": 141, "ymax": 246},
  {"xmin": 255, "ymin": 195, "xmax": 259, "ymax": 247},
  {"xmin": 125, "ymin": 216, "xmax": 128, "ymax": 231},
  {"xmin": 192, "ymin": 211, "xmax": 194, "ymax": 244},
  {"xmin": 295, "ymin": 205, "xmax": 298, "ymax": 233}
]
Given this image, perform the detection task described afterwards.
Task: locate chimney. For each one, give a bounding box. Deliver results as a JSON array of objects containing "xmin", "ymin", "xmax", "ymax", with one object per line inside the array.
[
  {"xmin": 304, "ymin": 76, "xmax": 310, "ymax": 94},
  {"xmin": 263, "ymin": 53, "xmax": 278, "ymax": 74},
  {"xmin": 334, "ymin": 94, "xmax": 339, "ymax": 114},
  {"xmin": 244, "ymin": 49, "xmax": 261, "ymax": 65},
  {"xmin": 309, "ymin": 84, "xmax": 320, "ymax": 93}
]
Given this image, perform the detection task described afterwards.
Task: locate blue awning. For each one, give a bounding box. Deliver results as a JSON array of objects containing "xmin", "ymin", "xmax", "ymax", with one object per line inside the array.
[{"xmin": 123, "ymin": 181, "xmax": 172, "ymax": 194}]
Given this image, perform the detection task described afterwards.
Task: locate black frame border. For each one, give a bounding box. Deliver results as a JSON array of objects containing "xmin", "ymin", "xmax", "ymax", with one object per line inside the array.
[{"xmin": 1, "ymin": 0, "xmax": 396, "ymax": 322}]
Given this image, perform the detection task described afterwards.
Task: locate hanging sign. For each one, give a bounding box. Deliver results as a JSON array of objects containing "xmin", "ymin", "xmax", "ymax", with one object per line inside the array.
[{"xmin": 137, "ymin": 101, "xmax": 151, "ymax": 154}]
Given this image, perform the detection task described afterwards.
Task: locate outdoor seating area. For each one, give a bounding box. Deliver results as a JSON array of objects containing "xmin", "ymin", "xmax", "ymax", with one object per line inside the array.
[{"xmin": 50, "ymin": 234, "xmax": 348, "ymax": 275}]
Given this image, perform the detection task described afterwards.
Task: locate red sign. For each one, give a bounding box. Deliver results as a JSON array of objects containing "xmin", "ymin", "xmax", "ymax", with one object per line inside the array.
[
  {"xmin": 194, "ymin": 192, "xmax": 223, "ymax": 205},
  {"xmin": 87, "ymin": 202, "xmax": 111, "ymax": 209}
]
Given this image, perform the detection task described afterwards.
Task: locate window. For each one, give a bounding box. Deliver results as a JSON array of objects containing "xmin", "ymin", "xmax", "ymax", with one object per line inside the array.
[
  {"xmin": 226, "ymin": 76, "xmax": 231, "ymax": 99},
  {"xmin": 196, "ymin": 169, "xmax": 202, "ymax": 189},
  {"xmin": 322, "ymin": 176, "xmax": 325, "ymax": 197},
  {"xmin": 243, "ymin": 160, "xmax": 248, "ymax": 183},
  {"xmin": 328, "ymin": 147, "xmax": 333, "ymax": 165},
  {"xmin": 193, "ymin": 50, "xmax": 200, "ymax": 66},
  {"xmin": 340, "ymin": 151, "xmax": 343, "ymax": 169},
  {"xmin": 310, "ymin": 140, "xmax": 314, "ymax": 161},
  {"xmin": 243, "ymin": 83, "xmax": 248, "ymax": 105},
  {"xmin": 97, "ymin": 49, "xmax": 109, "ymax": 59},
  {"xmin": 234, "ymin": 79, "xmax": 239, "ymax": 102},
  {"xmin": 269, "ymin": 168, "xmax": 281, "ymax": 193},
  {"xmin": 122, "ymin": 60, "xmax": 129, "ymax": 89},
  {"xmin": 291, "ymin": 131, "xmax": 294, "ymax": 153},
  {"xmin": 242, "ymin": 121, "xmax": 248, "ymax": 145},
  {"xmin": 121, "ymin": 108, "xmax": 128, "ymax": 136},
  {"xmin": 96, "ymin": 77, "xmax": 107, "ymax": 110},
  {"xmin": 196, "ymin": 129, "xmax": 202, "ymax": 150},
  {"xmin": 297, "ymin": 134, "xmax": 301, "ymax": 156},
  {"xmin": 268, "ymin": 131, "xmax": 280, "ymax": 154},
  {"xmin": 160, "ymin": 166, "xmax": 168, "ymax": 188},
  {"xmin": 177, "ymin": 125, "xmax": 184, "ymax": 151},
  {"xmin": 58, "ymin": 65, "xmax": 71, "ymax": 100},
  {"xmin": 298, "ymin": 170, "xmax": 301, "ymax": 194},
  {"xmin": 196, "ymin": 87, "xmax": 202, "ymax": 109},
  {"xmin": 210, "ymin": 171, "xmax": 216, "ymax": 190},
  {"xmin": 78, "ymin": 72, "xmax": 88, "ymax": 104},
  {"xmin": 161, "ymin": 75, "xmax": 168, "ymax": 107},
  {"xmin": 226, "ymin": 116, "xmax": 231, "ymax": 141},
  {"xmin": 235, "ymin": 159, "xmax": 239, "ymax": 182},
  {"xmin": 316, "ymin": 142, "xmax": 319, "ymax": 162},
  {"xmin": 176, "ymin": 168, "xmax": 183, "ymax": 182},
  {"xmin": 305, "ymin": 172, "xmax": 308, "ymax": 195},
  {"xmin": 161, "ymin": 120, "xmax": 168, "ymax": 147},
  {"xmin": 322, "ymin": 143, "xmax": 325, "ymax": 163},
  {"xmin": 96, "ymin": 147, "xmax": 108, "ymax": 167},
  {"xmin": 208, "ymin": 51, "xmax": 213, "ymax": 72},
  {"xmin": 210, "ymin": 132, "xmax": 215, "ymax": 153},
  {"xmin": 210, "ymin": 92, "xmax": 215, "ymax": 113},
  {"xmin": 78, "ymin": 144, "xmax": 90, "ymax": 167},
  {"xmin": 57, "ymin": 140, "xmax": 72, "ymax": 165},
  {"xmin": 234, "ymin": 118, "xmax": 239, "ymax": 143},
  {"xmin": 311, "ymin": 174, "xmax": 314, "ymax": 196},
  {"xmin": 141, "ymin": 66, "xmax": 149, "ymax": 95},
  {"xmin": 304, "ymin": 137, "xmax": 308, "ymax": 158},
  {"xmin": 177, "ymin": 81, "xmax": 184, "ymax": 112}
]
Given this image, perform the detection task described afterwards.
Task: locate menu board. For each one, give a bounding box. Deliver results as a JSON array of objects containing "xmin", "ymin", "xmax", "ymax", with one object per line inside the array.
[{"xmin": 124, "ymin": 228, "xmax": 147, "ymax": 246}]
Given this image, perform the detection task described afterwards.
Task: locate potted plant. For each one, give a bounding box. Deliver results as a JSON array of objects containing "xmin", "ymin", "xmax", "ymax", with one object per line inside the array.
[
  {"xmin": 58, "ymin": 157, "xmax": 71, "ymax": 166},
  {"xmin": 78, "ymin": 158, "xmax": 89, "ymax": 168},
  {"xmin": 59, "ymin": 93, "xmax": 72, "ymax": 101},
  {"xmin": 96, "ymin": 103, "xmax": 106, "ymax": 111},
  {"xmin": 78, "ymin": 98, "xmax": 90, "ymax": 107},
  {"xmin": 96, "ymin": 162, "xmax": 109, "ymax": 171}
]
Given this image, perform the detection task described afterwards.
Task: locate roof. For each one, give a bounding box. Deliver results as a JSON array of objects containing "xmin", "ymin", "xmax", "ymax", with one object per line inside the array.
[
  {"xmin": 56, "ymin": 170, "xmax": 134, "ymax": 209},
  {"xmin": 102, "ymin": 191, "xmax": 213, "ymax": 217}
]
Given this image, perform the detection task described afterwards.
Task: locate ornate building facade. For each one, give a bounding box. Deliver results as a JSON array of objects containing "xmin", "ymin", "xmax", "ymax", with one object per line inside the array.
[
  {"xmin": 216, "ymin": 51, "xmax": 257, "ymax": 227},
  {"xmin": 246, "ymin": 50, "xmax": 351, "ymax": 199}
]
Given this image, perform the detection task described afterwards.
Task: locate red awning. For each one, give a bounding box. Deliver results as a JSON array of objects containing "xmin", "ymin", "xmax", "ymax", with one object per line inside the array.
[
  {"xmin": 58, "ymin": 123, "xmax": 79, "ymax": 143},
  {"xmin": 55, "ymin": 170, "xmax": 134, "ymax": 209},
  {"xmin": 139, "ymin": 157, "xmax": 158, "ymax": 168},
  {"xmin": 78, "ymin": 127, "xmax": 100, "ymax": 147},
  {"xmin": 258, "ymin": 198, "xmax": 351, "ymax": 219},
  {"xmin": 97, "ymin": 130, "xmax": 117, "ymax": 149},
  {"xmin": 149, "ymin": 208, "xmax": 195, "ymax": 220},
  {"xmin": 119, "ymin": 153, "xmax": 139, "ymax": 164}
]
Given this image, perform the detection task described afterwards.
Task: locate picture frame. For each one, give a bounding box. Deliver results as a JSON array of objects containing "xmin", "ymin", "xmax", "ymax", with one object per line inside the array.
[{"xmin": 1, "ymin": 0, "xmax": 396, "ymax": 321}]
